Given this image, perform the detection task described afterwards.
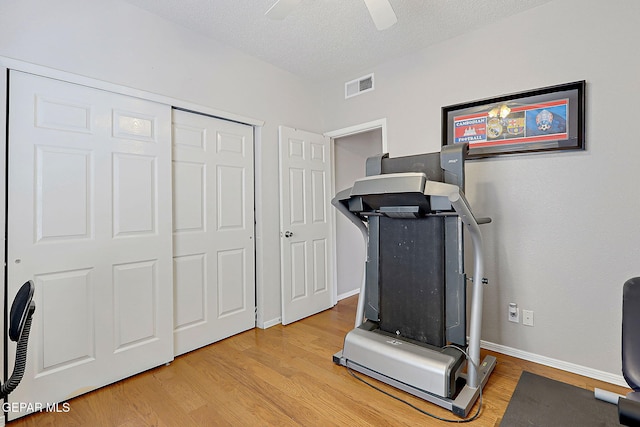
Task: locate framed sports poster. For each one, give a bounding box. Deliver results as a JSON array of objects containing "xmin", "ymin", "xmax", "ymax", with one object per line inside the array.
[{"xmin": 442, "ymin": 81, "xmax": 585, "ymax": 159}]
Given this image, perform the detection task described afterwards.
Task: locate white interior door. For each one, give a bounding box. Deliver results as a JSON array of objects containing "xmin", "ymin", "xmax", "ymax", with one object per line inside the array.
[
  {"xmin": 172, "ymin": 109, "xmax": 255, "ymax": 356},
  {"xmin": 6, "ymin": 71, "xmax": 174, "ymax": 419},
  {"xmin": 279, "ymin": 126, "xmax": 334, "ymax": 325}
]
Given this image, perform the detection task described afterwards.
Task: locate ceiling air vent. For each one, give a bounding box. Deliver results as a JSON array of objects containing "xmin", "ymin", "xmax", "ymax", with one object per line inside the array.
[{"xmin": 345, "ymin": 73, "xmax": 374, "ymax": 99}]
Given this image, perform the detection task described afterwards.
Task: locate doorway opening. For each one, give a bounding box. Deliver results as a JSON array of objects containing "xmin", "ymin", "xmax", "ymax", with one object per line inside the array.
[{"xmin": 327, "ymin": 120, "xmax": 387, "ymax": 301}]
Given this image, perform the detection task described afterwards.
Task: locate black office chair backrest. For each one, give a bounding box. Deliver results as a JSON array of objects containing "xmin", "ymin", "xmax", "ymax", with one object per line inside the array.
[
  {"xmin": 623, "ymin": 277, "xmax": 640, "ymax": 393},
  {"xmin": 1, "ymin": 280, "xmax": 35, "ymax": 398},
  {"xmin": 9, "ymin": 281, "xmax": 35, "ymax": 342}
]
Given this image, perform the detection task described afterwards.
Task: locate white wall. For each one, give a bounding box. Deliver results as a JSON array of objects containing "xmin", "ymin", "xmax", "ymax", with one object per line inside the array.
[
  {"xmin": 334, "ymin": 130, "xmax": 383, "ymax": 298},
  {"xmin": 0, "ymin": 0, "xmax": 326, "ymax": 326},
  {"xmin": 320, "ymin": 0, "xmax": 640, "ymax": 378}
]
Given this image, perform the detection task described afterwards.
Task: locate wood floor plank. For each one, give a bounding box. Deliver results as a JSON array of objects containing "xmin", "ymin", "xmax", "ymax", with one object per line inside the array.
[{"xmin": 6, "ymin": 295, "xmax": 631, "ymax": 426}]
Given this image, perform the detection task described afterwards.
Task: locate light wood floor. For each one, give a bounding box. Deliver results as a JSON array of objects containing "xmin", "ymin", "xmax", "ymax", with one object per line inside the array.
[{"xmin": 8, "ymin": 296, "xmax": 630, "ymax": 426}]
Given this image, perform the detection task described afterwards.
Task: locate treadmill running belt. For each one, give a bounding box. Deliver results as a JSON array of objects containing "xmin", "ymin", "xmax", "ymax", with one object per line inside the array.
[{"xmin": 378, "ymin": 216, "xmax": 445, "ymax": 347}]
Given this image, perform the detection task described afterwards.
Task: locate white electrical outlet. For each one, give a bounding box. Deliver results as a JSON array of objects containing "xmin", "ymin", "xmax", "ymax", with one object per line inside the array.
[
  {"xmin": 508, "ymin": 303, "xmax": 519, "ymax": 323},
  {"xmin": 523, "ymin": 309, "xmax": 534, "ymax": 326}
]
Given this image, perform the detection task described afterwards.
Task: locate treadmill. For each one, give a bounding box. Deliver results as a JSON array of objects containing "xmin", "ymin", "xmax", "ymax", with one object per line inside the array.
[{"xmin": 332, "ymin": 143, "xmax": 496, "ymax": 417}]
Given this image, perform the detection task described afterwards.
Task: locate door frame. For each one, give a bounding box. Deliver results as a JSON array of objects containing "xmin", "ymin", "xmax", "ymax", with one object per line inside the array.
[
  {"xmin": 324, "ymin": 118, "xmax": 389, "ymax": 304},
  {"xmin": 0, "ymin": 66, "xmax": 7, "ymax": 400}
]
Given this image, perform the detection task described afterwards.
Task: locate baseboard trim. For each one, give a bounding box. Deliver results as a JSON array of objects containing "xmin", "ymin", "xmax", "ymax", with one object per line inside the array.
[
  {"xmin": 338, "ymin": 288, "xmax": 360, "ymax": 301},
  {"xmin": 481, "ymin": 340, "xmax": 627, "ymax": 388},
  {"xmin": 259, "ymin": 317, "xmax": 281, "ymax": 329}
]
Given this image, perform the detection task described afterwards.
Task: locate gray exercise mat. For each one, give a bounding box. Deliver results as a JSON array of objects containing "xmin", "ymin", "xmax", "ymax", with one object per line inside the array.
[{"xmin": 500, "ymin": 371, "xmax": 619, "ymax": 426}]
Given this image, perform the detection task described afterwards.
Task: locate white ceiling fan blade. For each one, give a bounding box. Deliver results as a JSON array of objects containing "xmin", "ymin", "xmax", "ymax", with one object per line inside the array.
[
  {"xmin": 363, "ymin": 0, "xmax": 397, "ymax": 30},
  {"xmin": 265, "ymin": 0, "xmax": 302, "ymax": 20}
]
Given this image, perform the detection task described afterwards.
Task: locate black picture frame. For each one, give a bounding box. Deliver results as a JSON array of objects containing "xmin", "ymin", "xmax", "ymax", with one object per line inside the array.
[{"xmin": 442, "ymin": 81, "xmax": 585, "ymax": 159}]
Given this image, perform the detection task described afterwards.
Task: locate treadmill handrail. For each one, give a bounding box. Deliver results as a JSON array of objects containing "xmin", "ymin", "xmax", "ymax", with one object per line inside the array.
[
  {"xmin": 332, "ymin": 188, "xmax": 369, "ymax": 328},
  {"xmin": 448, "ymin": 190, "xmax": 485, "ymax": 389},
  {"xmin": 423, "ymin": 180, "xmax": 457, "ymax": 198},
  {"xmin": 425, "ymin": 180, "xmax": 487, "ymax": 389}
]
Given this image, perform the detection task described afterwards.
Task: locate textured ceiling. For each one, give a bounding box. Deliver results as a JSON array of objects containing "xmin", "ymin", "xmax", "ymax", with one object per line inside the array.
[{"xmin": 122, "ymin": 0, "xmax": 552, "ymax": 82}]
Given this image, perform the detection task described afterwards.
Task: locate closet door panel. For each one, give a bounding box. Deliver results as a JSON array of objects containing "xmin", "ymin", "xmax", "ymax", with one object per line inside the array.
[
  {"xmin": 6, "ymin": 71, "xmax": 173, "ymax": 420},
  {"xmin": 172, "ymin": 109, "xmax": 255, "ymax": 356}
]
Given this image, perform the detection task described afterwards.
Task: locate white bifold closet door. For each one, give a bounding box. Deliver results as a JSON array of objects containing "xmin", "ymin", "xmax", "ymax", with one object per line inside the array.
[
  {"xmin": 6, "ymin": 71, "xmax": 174, "ymax": 420},
  {"xmin": 172, "ymin": 109, "xmax": 255, "ymax": 356}
]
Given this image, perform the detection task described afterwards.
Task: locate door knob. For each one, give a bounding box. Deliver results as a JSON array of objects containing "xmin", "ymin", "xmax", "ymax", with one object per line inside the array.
[{"xmin": 284, "ymin": 231, "xmax": 294, "ymax": 238}]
